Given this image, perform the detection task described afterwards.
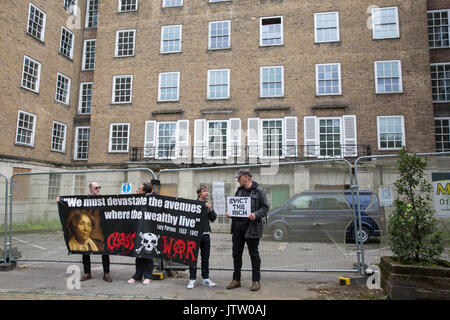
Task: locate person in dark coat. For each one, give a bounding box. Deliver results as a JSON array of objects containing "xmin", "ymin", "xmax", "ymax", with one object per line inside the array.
[
  {"xmin": 187, "ymin": 184, "xmax": 217, "ymax": 289},
  {"xmin": 226, "ymin": 169, "xmax": 269, "ymax": 291}
]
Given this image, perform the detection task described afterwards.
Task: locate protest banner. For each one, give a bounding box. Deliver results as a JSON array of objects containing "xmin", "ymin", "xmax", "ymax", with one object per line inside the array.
[
  {"xmin": 57, "ymin": 194, "xmax": 208, "ymax": 266},
  {"xmin": 227, "ymin": 196, "xmax": 251, "ymax": 217}
]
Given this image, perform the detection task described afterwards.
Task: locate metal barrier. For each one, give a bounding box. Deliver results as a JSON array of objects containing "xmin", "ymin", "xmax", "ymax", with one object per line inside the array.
[
  {"xmin": 354, "ymin": 152, "xmax": 450, "ymax": 274},
  {"xmin": 156, "ymin": 159, "xmax": 366, "ymax": 274},
  {"xmin": 7, "ymin": 168, "xmax": 155, "ymax": 266},
  {"xmin": 0, "ymin": 173, "xmax": 8, "ymax": 265}
]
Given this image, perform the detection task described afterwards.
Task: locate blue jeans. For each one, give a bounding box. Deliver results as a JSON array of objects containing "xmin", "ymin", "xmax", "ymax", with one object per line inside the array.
[{"xmin": 189, "ymin": 234, "xmax": 211, "ymax": 280}]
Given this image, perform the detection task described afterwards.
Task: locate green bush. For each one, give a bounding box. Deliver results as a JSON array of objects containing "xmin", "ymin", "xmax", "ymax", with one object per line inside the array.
[{"xmin": 389, "ymin": 147, "xmax": 443, "ymax": 265}]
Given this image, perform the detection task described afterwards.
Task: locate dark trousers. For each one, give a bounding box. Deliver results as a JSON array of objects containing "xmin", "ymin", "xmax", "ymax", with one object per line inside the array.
[
  {"xmin": 189, "ymin": 234, "xmax": 211, "ymax": 280},
  {"xmin": 132, "ymin": 258, "xmax": 154, "ymax": 281},
  {"xmin": 232, "ymin": 229, "xmax": 261, "ymax": 282},
  {"xmin": 82, "ymin": 254, "xmax": 110, "ymax": 274}
]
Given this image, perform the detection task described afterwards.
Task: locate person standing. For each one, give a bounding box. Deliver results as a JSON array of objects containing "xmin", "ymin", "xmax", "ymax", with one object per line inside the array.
[
  {"xmin": 226, "ymin": 169, "xmax": 269, "ymax": 291},
  {"xmin": 128, "ymin": 182, "xmax": 155, "ymax": 285},
  {"xmin": 187, "ymin": 184, "xmax": 217, "ymax": 289},
  {"xmin": 80, "ymin": 182, "xmax": 112, "ymax": 282}
]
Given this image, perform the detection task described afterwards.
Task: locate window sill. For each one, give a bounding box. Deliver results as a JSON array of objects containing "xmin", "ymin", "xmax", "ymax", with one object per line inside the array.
[
  {"xmin": 259, "ymin": 44, "xmax": 284, "ymax": 48},
  {"xmin": 207, "ymin": 47, "xmax": 231, "ymax": 52},
  {"xmin": 160, "ymin": 51, "xmax": 182, "ymax": 55},
  {"xmin": 14, "ymin": 143, "xmax": 34, "ymax": 148},
  {"xmin": 20, "ymin": 85, "xmax": 40, "ymax": 95},
  {"xmin": 114, "ymin": 54, "xmax": 136, "ymax": 59},
  {"xmin": 58, "ymin": 52, "xmax": 74, "ymax": 62},
  {"xmin": 26, "ymin": 32, "xmax": 45, "ymax": 45},
  {"xmin": 314, "ymin": 40, "xmax": 341, "ymax": 45},
  {"xmin": 111, "ymin": 102, "xmax": 132, "ymax": 106}
]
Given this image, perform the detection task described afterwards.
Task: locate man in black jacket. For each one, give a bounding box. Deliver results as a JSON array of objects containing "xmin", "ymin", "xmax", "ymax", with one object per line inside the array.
[{"xmin": 226, "ymin": 169, "xmax": 269, "ymax": 291}]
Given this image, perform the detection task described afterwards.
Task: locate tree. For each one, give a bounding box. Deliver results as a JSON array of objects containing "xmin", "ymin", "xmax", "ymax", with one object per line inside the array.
[{"xmin": 389, "ymin": 147, "xmax": 443, "ymax": 265}]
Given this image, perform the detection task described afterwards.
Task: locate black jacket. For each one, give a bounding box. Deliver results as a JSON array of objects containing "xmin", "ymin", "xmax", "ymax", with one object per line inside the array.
[
  {"xmin": 231, "ymin": 181, "xmax": 269, "ymax": 238},
  {"xmin": 199, "ymin": 200, "xmax": 217, "ymax": 234}
]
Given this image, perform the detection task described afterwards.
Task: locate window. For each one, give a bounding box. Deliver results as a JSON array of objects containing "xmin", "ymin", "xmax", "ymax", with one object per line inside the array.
[
  {"xmin": 372, "ymin": 6, "xmax": 399, "ymax": 39},
  {"xmin": 157, "ymin": 122, "xmax": 177, "ymax": 158},
  {"xmin": 158, "ymin": 72, "xmax": 180, "ymax": 101},
  {"xmin": 431, "ymin": 63, "xmax": 450, "ymax": 102},
  {"xmin": 64, "ymin": 0, "xmax": 77, "ymax": 14},
  {"xmin": 428, "ymin": 10, "xmax": 450, "ymax": 48},
  {"xmin": 375, "ymin": 60, "xmax": 402, "ymax": 94},
  {"xmin": 377, "ymin": 116, "xmax": 405, "ymax": 150},
  {"xmin": 260, "ymin": 16, "xmax": 283, "ymax": 46},
  {"xmin": 109, "ymin": 123, "xmax": 130, "ymax": 152},
  {"xmin": 73, "ymin": 174, "xmax": 86, "ymax": 194},
  {"xmin": 60, "ymin": 26, "xmax": 74, "ymax": 59},
  {"xmin": 161, "ymin": 25, "xmax": 182, "ymax": 53},
  {"xmin": 115, "ymin": 30, "xmax": 136, "ymax": 57},
  {"xmin": 55, "ymin": 73, "xmax": 71, "ymax": 105},
  {"xmin": 207, "ymin": 121, "xmax": 228, "ymax": 158},
  {"xmin": 48, "ymin": 174, "xmax": 61, "ymax": 200},
  {"xmin": 262, "ymin": 119, "xmax": 283, "ymax": 157},
  {"xmin": 112, "ymin": 75, "xmax": 133, "ymax": 104},
  {"xmin": 27, "ymin": 3, "xmax": 46, "ymax": 42},
  {"xmin": 319, "ymin": 118, "xmax": 341, "ymax": 157},
  {"xmin": 163, "ymin": 0, "xmax": 182, "ymax": 7},
  {"xmin": 74, "ymin": 127, "xmax": 90, "ymax": 160},
  {"xmin": 51, "ymin": 121, "xmax": 67, "ymax": 152},
  {"xmin": 85, "ymin": 0, "xmax": 99, "ymax": 28},
  {"xmin": 260, "ymin": 66, "xmax": 284, "ymax": 97},
  {"xmin": 21, "ymin": 55, "xmax": 41, "ymax": 93},
  {"xmin": 435, "ymin": 118, "xmax": 450, "ymax": 152},
  {"xmin": 208, "ymin": 69, "xmax": 230, "ymax": 99},
  {"xmin": 82, "ymin": 39, "xmax": 96, "ymax": 70},
  {"xmin": 291, "ymin": 195, "xmax": 312, "ymax": 210},
  {"xmin": 316, "ymin": 194, "xmax": 351, "ymax": 210},
  {"xmin": 315, "ymin": 12, "xmax": 339, "ymax": 43},
  {"xmin": 119, "ymin": 0, "xmax": 138, "ymax": 12},
  {"xmin": 15, "ymin": 111, "xmax": 36, "ymax": 147},
  {"xmin": 79, "ymin": 82, "xmax": 93, "ymax": 114},
  {"xmin": 316, "ymin": 63, "xmax": 341, "ymax": 95},
  {"xmin": 209, "ymin": 20, "xmax": 230, "ymax": 50}
]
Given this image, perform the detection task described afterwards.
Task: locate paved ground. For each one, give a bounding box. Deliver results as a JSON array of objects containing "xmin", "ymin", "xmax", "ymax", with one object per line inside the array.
[{"xmin": 0, "ymin": 260, "xmax": 386, "ymax": 301}]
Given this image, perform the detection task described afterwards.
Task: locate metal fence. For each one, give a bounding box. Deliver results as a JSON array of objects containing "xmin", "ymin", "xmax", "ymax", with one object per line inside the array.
[{"xmin": 0, "ymin": 173, "xmax": 8, "ymax": 264}]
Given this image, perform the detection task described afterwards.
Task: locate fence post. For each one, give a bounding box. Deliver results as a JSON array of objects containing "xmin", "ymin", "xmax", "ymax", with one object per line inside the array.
[{"xmin": 1, "ymin": 174, "xmax": 8, "ymax": 265}]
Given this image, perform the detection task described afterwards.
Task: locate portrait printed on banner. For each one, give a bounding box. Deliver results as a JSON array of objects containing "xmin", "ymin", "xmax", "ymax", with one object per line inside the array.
[{"xmin": 65, "ymin": 209, "xmax": 105, "ymax": 252}]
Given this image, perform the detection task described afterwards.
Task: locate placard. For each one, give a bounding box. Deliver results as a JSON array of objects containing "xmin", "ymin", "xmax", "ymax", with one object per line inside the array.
[{"xmin": 227, "ymin": 196, "xmax": 251, "ymax": 217}]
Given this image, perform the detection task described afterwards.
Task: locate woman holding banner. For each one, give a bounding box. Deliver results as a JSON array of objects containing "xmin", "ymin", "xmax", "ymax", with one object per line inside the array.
[{"xmin": 128, "ymin": 182, "xmax": 155, "ymax": 285}]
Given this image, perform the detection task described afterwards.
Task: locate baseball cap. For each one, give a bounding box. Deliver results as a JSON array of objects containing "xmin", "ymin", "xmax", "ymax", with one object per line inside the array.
[{"xmin": 235, "ymin": 169, "xmax": 252, "ymax": 179}]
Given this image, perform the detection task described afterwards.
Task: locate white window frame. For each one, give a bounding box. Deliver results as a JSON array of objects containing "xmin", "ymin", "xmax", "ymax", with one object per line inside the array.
[
  {"xmin": 435, "ymin": 117, "xmax": 450, "ymax": 152},
  {"xmin": 51, "ymin": 121, "xmax": 67, "ymax": 153},
  {"xmin": 85, "ymin": 0, "xmax": 99, "ymax": 29},
  {"xmin": 21, "ymin": 55, "xmax": 41, "ymax": 93},
  {"xmin": 112, "ymin": 75, "xmax": 133, "ymax": 104},
  {"xmin": 78, "ymin": 82, "xmax": 93, "ymax": 114},
  {"xmin": 74, "ymin": 126, "xmax": 90, "ymax": 160},
  {"xmin": 372, "ymin": 6, "xmax": 400, "ymax": 40},
  {"xmin": 109, "ymin": 123, "xmax": 130, "ymax": 153},
  {"xmin": 115, "ymin": 29, "xmax": 136, "ymax": 57},
  {"xmin": 428, "ymin": 10, "xmax": 450, "ymax": 49},
  {"xmin": 314, "ymin": 11, "xmax": 340, "ymax": 43},
  {"xmin": 261, "ymin": 118, "xmax": 285, "ymax": 159},
  {"xmin": 260, "ymin": 16, "xmax": 284, "ymax": 46},
  {"xmin": 158, "ymin": 72, "xmax": 180, "ymax": 101},
  {"xmin": 315, "ymin": 63, "xmax": 342, "ymax": 96},
  {"xmin": 160, "ymin": 25, "xmax": 182, "ymax": 54},
  {"xmin": 207, "ymin": 69, "xmax": 230, "ymax": 100},
  {"xmin": 73, "ymin": 174, "xmax": 86, "ymax": 194},
  {"xmin": 59, "ymin": 26, "xmax": 74, "ymax": 59},
  {"xmin": 118, "ymin": 0, "xmax": 139, "ymax": 12},
  {"xmin": 260, "ymin": 66, "xmax": 284, "ymax": 98},
  {"xmin": 162, "ymin": 0, "xmax": 183, "ymax": 8},
  {"xmin": 431, "ymin": 63, "xmax": 450, "ymax": 103},
  {"xmin": 82, "ymin": 39, "xmax": 96, "ymax": 70},
  {"xmin": 374, "ymin": 60, "xmax": 403, "ymax": 94},
  {"xmin": 15, "ymin": 110, "xmax": 36, "ymax": 147},
  {"xmin": 27, "ymin": 3, "xmax": 46, "ymax": 42},
  {"xmin": 156, "ymin": 121, "xmax": 178, "ymax": 159},
  {"xmin": 317, "ymin": 117, "xmax": 343, "ymax": 158},
  {"xmin": 208, "ymin": 20, "xmax": 231, "ymax": 50},
  {"xmin": 377, "ymin": 115, "xmax": 405, "ymax": 151},
  {"xmin": 64, "ymin": 0, "xmax": 77, "ymax": 14},
  {"xmin": 55, "ymin": 72, "xmax": 71, "ymax": 105},
  {"xmin": 206, "ymin": 120, "xmax": 228, "ymax": 159}
]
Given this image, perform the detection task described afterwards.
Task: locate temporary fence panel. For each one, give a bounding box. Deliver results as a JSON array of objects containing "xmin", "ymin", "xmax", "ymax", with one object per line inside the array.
[
  {"xmin": 0, "ymin": 174, "xmax": 7, "ymax": 263},
  {"xmin": 354, "ymin": 153, "xmax": 450, "ymax": 272},
  {"xmin": 8, "ymin": 168, "xmax": 154, "ymax": 266},
  {"xmin": 157, "ymin": 160, "xmax": 363, "ymax": 273}
]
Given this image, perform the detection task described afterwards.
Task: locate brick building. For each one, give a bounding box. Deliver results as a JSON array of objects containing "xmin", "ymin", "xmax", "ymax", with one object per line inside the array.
[{"xmin": 0, "ymin": 0, "xmax": 449, "ymax": 173}]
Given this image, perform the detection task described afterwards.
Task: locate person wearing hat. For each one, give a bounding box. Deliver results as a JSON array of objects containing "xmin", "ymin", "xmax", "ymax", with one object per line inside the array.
[
  {"xmin": 187, "ymin": 184, "xmax": 217, "ymax": 289},
  {"xmin": 226, "ymin": 169, "xmax": 269, "ymax": 291}
]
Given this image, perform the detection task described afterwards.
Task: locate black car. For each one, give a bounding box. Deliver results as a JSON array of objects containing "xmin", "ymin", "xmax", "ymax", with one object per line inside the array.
[{"xmin": 265, "ymin": 190, "xmax": 383, "ymax": 244}]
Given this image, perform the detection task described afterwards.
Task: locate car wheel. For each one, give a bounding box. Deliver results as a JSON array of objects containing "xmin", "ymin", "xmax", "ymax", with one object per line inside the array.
[
  {"xmin": 272, "ymin": 225, "xmax": 288, "ymax": 242},
  {"xmin": 356, "ymin": 226, "xmax": 371, "ymax": 244}
]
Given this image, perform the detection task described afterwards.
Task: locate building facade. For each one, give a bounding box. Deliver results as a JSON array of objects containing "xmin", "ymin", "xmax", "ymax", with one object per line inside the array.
[{"xmin": 0, "ymin": 0, "xmax": 448, "ymax": 171}]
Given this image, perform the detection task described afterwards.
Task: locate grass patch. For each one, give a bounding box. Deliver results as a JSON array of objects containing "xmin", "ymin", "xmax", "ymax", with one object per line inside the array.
[{"xmin": 0, "ymin": 219, "xmax": 62, "ymax": 234}]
